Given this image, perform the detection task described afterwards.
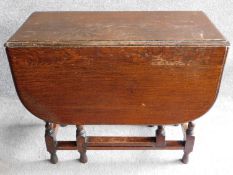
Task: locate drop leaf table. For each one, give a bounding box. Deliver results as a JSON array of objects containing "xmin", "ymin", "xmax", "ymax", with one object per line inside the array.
[{"xmin": 5, "ymin": 11, "xmax": 229, "ymax": 164}]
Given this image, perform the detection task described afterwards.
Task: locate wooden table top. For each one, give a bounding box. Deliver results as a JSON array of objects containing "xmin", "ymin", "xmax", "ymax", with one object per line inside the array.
[
  {"xmin": 5, "ymin": 11, "xmax": 229, "ymax": 125},
  {"xmin": 6, "ymin": 11, "xmax": 228, "ymax": 47}
]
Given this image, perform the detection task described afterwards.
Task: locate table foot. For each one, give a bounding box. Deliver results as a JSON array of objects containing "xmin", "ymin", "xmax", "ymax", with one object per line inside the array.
[
  {"xmin": 50, "ymin": 153, "xmax": 58, "ymax": 164},
  {"xmin": 79, "ymin": 152, "xmax": 88, "ymax": 163},
  {"xmin": 181, "ymin": 153, "xmax": 189, "ymax": 164}
]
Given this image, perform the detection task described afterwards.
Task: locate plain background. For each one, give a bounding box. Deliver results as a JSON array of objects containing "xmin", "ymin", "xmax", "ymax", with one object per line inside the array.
[{"xmin": 0, "ymin": 1, "xmax": 232, "ymax": 175}]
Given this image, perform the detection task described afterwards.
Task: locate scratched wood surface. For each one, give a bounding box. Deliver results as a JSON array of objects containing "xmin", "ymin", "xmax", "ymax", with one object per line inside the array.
[
  {"xmin": 5, "ymin": 12, "xmax": 229, "ymax": 125},
  {"xmin": 6, "ymin": 11, "xmax": 228, "ymax": 47}
]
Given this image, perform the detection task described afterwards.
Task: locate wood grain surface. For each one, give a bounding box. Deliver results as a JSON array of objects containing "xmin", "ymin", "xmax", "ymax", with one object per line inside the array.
[
  {"xmin": 5, "ymin": 11, "xmax": 228, "ymax": 47},
  {"xmin": 6, "ymin": 46, "xmax": 228, "ymax": 125},
  {"xmin": 5, "ymin": 12, "xmax": 229, "ymax": 164},
  {"xmin": 5, "ymin": 11, "xmax": 229, "ymax": 125}
]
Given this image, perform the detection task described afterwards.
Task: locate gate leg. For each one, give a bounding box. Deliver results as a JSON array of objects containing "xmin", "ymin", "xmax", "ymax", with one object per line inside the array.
[
  {"xmin": 45, "ymin": 122, "xmax": 59, "ymax": 164},
  {"xmin": 155, "ymin": 125, "xmax": 166, "ymax": 147},
  {"xmin": 181, "ymin": 122, "xmax": 195, "ymax": 164},
  {"xmin": 76, "ymin": 125, "xmax": 88, "ymax": 163}
]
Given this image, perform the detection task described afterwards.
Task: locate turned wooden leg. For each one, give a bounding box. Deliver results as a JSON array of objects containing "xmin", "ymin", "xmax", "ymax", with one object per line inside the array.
[
  {"xmin": 76, "ymin": 125, "xmax": 88, "ymax": 163},
  {"xmin": 181, "ymin": 122, "xmax": 195, "ymax": 164},
  {"xmin": 45, "ymin": 122, "xmax": 59, "ymax": 164},
  {"xmin": 155, "ymin": 125, "xmax": 166, "ymax": 147}
]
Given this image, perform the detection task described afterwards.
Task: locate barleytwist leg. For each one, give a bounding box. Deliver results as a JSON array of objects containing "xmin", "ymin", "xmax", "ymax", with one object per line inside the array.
[
  {"xmin": 45, "ymin": 122, "xmax": 58, "ymax": 164},
  {"xmin": 181, "ymin": 122, "xmax": 195, "ymax": 164},
  {"xmin": 76, "ymin": 125, "xmax": 88, "ymax": 163}
]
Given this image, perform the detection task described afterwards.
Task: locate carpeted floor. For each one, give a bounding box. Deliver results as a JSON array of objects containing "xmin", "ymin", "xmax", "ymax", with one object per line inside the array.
[{"xmin": 0, "ymin": 1, "xmax": 233, "ymax": 175}]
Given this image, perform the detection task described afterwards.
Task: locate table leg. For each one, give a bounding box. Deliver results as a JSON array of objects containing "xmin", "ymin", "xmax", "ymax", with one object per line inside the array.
[
  {"xmin": 45, "ymin": 122, "xmax": 59, "ymax": 164},
  {"xmin": 76, "ymin": 125, "xmax": 88, "ymax": 163},
  {"xmin": 181, "ymin": 121, "xmax": 195, "ymax": 164},
  {"xmin": 43, "ymin": 122, "xmax": 194, "ymax": 164},
  {"xmin": 155, "ymin": 125, "xmax": 166, "ymax": 147}
]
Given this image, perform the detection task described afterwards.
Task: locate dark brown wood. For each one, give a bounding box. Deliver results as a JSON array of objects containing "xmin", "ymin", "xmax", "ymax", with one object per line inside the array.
[
  {"xmin": 155, "ymin": 125, "xmax": 166, "ymax": 147},
  {"xmin": 5, "ymin": 11, "xmax": 228, "ymax": 47},
  {"xmin": 6, "ymin": 46, "xmax": 228, "ymax": 125},
  {"xmin": 45, "ymin": 122, "xmax": 59, "ymax": 164},
  {"xmin": 57, "ymin": 141, "xmax": 77, "ymax": 150},
  {"xmin": 44, "ymin": 121, "xmax": 192, "ymax": 163},
  {"xmin": 76, "ymin": 125, "xmax": 87, "ymax": 163},
  {"xmin": 5, "ymin": 12, "xmax": 229, "ymax": 125},
  {"xmin": 56, "ymin": 138, "xmax": 185, "ymax": 150},
  {"xmin": 88, "ymin": 136, "xmax": 156, "ymax": 147},
  {"xmin": 87, "ymin": 141, "xmax": 184, "ymax": 150},
  {"xmin": 4, "ymin": 11, "xmax": 229, "ymax": 164},
  {"xmin": 181, "ymin": 122, "xmax": 195, "ymax": 164}
]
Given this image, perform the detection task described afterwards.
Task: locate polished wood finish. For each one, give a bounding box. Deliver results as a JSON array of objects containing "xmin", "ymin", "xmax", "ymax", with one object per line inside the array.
[
  {"xmin": 5, "ymin": 11, "xmax": 229, "ymax": 125},
  {"xmin": 5, "ymin": 11, "xmax": 229, "ymax": 164},
  {"xmin": 6, "ymin": 46, "xmax": 228, "ymax": 125}
]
